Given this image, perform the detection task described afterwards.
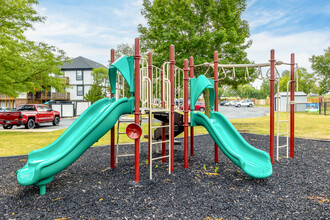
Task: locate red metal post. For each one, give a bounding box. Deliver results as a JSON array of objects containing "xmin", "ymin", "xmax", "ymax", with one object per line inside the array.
[
  {"xmin": 214, "ymin": 51, "xmax": 219, "ymax": 163},
  {"xmin": 170, "ymin": 45, "xmax": 175, "ymax": 172},
  {"xmin": 290, "ymin": 53, "xmax": 295, "ymax": 158},
  {"xmin": 110, "ymin": 49, "xmax": 115, "ymax": 169},
  {"xmin": 189, "ymin": 56, "xmax": 194, "ymax": 156},
  {"xmin": 270, "ymin": 49, "xmax": 275, "ymax": 164},
  {"xmin": 148, "ymin": 52, "xmax": 152, "ymax": 165},
  {"xmin": 161, "ymin": 65, "xmax": 166, "ymax": 162},
  {"xmin": 183, "ymin": 59, "xmax": 189, "ymax": 168},
  {"xmin": 134, "ymin": 38, "xmax": 141, "ymax": 182}
]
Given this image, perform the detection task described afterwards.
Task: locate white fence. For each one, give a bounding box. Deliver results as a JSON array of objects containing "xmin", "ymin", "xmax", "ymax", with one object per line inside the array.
[{"xmin": 50, "ymin": 101, "xmax": 91, "ymax": 118}]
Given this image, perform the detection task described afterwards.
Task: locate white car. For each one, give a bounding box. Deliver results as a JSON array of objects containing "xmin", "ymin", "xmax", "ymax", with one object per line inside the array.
[
  {"xmin": 236, "ymin": 100, "xmax": 254, "ymax": 107},
  {"xmin": 228, "ymin": 101, "xmax": 238, "ymax": 106}
]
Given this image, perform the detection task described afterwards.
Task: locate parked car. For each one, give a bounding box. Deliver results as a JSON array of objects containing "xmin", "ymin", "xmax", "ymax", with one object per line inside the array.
[
  {"xmin": 228, "ymin": 101, "xmax": 238, "ymax": 106},
  {"xmin": 0, "ymin": 104, "xmax": 60, "ymax": 129},
  {"xmin": 220, "ymin": 101, "xmax": 229, "ymax": 106},
  {"xmin": 175, "ymin": 98, "xmax": 184, "ymax": 106},
  {"xmin": 180, "ymin": 101, "xmax": 205, "ymax": 111},
  {"xmin": 223, "ymin": 101, "xmax": 231, "ymax": 106},
  {"xmin": 236, "ymin": 100, "xmax": 254, "ymax": 107}
]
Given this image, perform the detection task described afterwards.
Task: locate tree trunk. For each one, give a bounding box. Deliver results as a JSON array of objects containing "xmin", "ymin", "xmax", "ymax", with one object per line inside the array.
[{"xmin": 203, "ymin": 89, "xmax": 211, "ymax": 118}]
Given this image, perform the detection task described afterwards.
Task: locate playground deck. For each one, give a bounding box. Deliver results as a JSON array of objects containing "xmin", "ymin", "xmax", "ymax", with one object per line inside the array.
[{"xmin": 1, "ymin": 133, "xmax": 329, "ymax": 219}]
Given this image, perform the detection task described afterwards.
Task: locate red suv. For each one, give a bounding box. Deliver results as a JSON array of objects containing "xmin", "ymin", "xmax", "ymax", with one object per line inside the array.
[{"xmin": 180, "ymin": 101, "xmax": 205, "ymax": 111}]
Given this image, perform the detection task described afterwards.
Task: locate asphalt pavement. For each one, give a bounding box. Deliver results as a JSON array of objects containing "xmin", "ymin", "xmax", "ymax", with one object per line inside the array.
[
  {"xmin": 219, "ymin": 105, "xmax": 269, "ymax": 119},
  {"xmin": 0, "ymin": 106, "xmax": 269, "ymax": 131}
]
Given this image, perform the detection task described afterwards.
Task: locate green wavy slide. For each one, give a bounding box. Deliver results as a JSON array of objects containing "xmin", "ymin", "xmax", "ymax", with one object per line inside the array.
[
  {"xmin": 191, "ymin": 111, "xmax": 272, "ymax": 179},
  {"xmin": 17, "ymin": 97, "xmax": 135, "ymax": 195}
]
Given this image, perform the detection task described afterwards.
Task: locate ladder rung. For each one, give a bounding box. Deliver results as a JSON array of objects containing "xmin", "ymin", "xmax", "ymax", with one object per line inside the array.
[
  {"xmin": 117, "ymin": 154, "xmax": 135, "ymax": 157},
  {"xmin": 278, "ymin": 145, "xmax": 288, "ymax": 148},
  {"xmin": 118, "ymin": 132, "xmax": 126, "ymax": 134},
  {"xmin": 277, "ymin": 132, "xmax": 288, "ymax": 136},
  {"xmin": 152, "ymin": 140, "xmax": 170, "ymax": 145},
  {"xmin": 151, "ymin": 155, "xmax": 169, "ymax": 161},
  {"xmin": 279, "ymin": 120, "xmax": 288, "ymax": 122},
  {"xmin": 151, "ymin": 125, "xmax": 170, "ymax": 129}
]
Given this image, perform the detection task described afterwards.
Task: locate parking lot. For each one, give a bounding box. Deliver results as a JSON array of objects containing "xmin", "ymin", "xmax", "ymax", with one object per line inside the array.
[
  {"xmin": 219, "ymin": 105, "xmax": 269, "ymax": 119},
  {"xmin": 0, "ymin": 106, "xmax": 269, "ymax": 131}
]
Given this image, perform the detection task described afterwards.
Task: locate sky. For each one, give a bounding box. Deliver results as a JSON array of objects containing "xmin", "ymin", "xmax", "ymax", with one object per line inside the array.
[{"xmin": 26, "ymin": 0, "xmax": 330, "ymax": 82}]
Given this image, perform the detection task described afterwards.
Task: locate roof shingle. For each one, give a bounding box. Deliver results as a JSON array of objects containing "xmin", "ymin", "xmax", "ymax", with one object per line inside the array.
[{"xmin": 61, "ymin": 56, "xmax": 106, "ymax": 69}]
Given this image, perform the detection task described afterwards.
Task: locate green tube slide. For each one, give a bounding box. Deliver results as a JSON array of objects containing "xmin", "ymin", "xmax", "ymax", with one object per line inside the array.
[
  {"xmin": 191, "ymin": 111, "xmax": 272, "ymax": 178},
  {"xmin": 16, "ymin": 97, "xmax": 135, "ymax": 194}
]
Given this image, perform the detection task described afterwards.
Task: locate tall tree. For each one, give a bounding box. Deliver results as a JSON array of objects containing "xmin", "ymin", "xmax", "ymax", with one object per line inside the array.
[
  {"xmin": 259, "ymin": 79, "xmax": 270, "ymax": 99},
  {"xmin": 278, "ymin": 68, "xmax": 318, "ymax": 95},
  {"xmin": 114, "ymin": 43, "xmax": 134, "ymax": 60},
  {"xmin": 310, "ymin": 47, "xmax": 330, "ymax": 95},
  {"xmin": 0, "ymin": 0, "xmax": 69, "ymax": 97},
  {"xmin": 139, "ymin": 0, "xmax": 252, "ymax": 116}
]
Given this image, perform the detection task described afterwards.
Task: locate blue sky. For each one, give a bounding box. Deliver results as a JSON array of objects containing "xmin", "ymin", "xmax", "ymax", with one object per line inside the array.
[{"xmin": 26, "ymin": 0, "xmax": 330, "ymax": 76}]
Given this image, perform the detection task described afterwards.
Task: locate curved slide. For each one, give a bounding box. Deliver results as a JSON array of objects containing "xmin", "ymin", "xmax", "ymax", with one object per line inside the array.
[
  {"xmin": 191, "ymin": 111, "xmax": 272, "ymax": 178},
  {"xmin": 17, "ymin": 97, "xmax": 135, "ymax": 194}
]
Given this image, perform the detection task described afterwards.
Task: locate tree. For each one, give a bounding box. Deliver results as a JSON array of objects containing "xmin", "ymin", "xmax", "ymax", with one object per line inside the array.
[
  {"xmin": 139, "ymin": 0, "xmax": 252, "ymax": 116},
  {"xmin": 0, "ymin": 0, "xmax": 69, "ymax": 97},
  {"xmin": 114, "ymin": 43, "xmax": 134, "ymax": 60},
  {"xmin": 83, "ymin": 84, "xmax": 105, "ymax": 103},
  {"xmin": 310, "ymin": 47, "xmax": 330, "ymax": 95},
  {"xmin": 84, "ymin": 67, "xmax": 108, "ymax": 103},
  {"xmin": 278, "ymin": 68, "xmax": 318, "ymax": 95},
  {"xmin": 259, "ymin": 79, "xmax": 270, "ymax": 99}
]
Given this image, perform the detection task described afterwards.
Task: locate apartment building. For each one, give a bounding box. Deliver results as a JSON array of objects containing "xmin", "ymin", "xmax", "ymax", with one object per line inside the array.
[{"xmin": 0, "ymin": 56, "xmax": 107, "ymax": 108}]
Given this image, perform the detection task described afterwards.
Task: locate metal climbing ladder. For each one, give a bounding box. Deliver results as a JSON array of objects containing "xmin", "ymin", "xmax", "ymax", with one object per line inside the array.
[
  {"xmin": 276, "ymin": 81, "xmax": 291, "ymax": 161},
  {"xmin": 140, "ymin": 59, "xmax": 172, "ymax": 179},
  {"xmin": 115, "ymin": 115, "xmax": 144, "ymax": 164}
]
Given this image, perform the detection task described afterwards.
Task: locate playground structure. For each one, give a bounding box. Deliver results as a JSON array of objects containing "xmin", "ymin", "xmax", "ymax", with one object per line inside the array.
[{"xmin": 16, "ymin": 38, "xmax": 298, "ymax": 195}]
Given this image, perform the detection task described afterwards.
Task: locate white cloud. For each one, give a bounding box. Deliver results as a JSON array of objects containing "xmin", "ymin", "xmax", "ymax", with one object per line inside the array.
[
  {"xmin": 248, "ymin": 30, "xmax": 330, "ymax": 88},
  {"xmin": 247, "ymin": 30, "xmax": 330, "ymax": 72},
  {"xmin": 24, "ymin": 2, "xmax": 145, "ymax": 66},
  {"xmin": 245, "ymin": 9, "xmax": 287, "ymax": 29}
]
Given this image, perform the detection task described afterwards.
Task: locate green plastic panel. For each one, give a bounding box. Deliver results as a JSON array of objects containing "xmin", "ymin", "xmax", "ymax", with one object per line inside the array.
[
  {"xmin": 109, "ymin": 55, "xmax": 135, "ymax": 95},
  {"xmin": 190, "ymin": 75, "xmax": 215, "ymax": 111},
  {"xmin": 191, "ymin": 111, "xmax": 272, "ymax": 178},
  {"xmin": 17, "ymin": 97, "xmax": 135, "ymax": 194}
]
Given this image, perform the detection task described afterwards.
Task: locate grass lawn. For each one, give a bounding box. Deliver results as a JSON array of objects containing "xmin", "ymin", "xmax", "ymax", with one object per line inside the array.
[
  {"xmin": 0, "ymin": 112, "xmax": 328, "ymax": 157},
  {"xmin": 231, "ymin": 112, "xmax": 330, "ymax": 140},
  {"xmin": 254, "ymin": 104, "xmax": 270, "ymax": 108}
]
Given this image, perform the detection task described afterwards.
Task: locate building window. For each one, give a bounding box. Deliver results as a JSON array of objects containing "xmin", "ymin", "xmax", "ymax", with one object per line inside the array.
[
  {"xmin": 76, "ymin": 70, "xmax": 83, "ymax": 80},
  {"xmin": 77, "ymin": 85, "xmax": 84, "ymax": 96}
]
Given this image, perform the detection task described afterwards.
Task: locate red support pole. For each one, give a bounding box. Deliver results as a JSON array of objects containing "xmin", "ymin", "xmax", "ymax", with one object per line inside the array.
[
  {"xmin": 290, "ymin": 53, "xmax": 295, "ymax": 158},
  {"xmin": 148, "ymin": 52, "xmax": 152, "ymax": 165},
  {"xmin": 270, "ymin": 49, "xmax": 275, "ymax": 164},
  {"xmin": 134, "ymin": 38, "xmax": 141, "ymax": 182},
  {"xmin": 184, "ymin": 59, "xmax": 189, "ymax": 168},
  {"xmin": 170, "ymin": 45, "xmax": 175, "ymax": 172},
  {"xmin": 161, "ymin": 65, "xmax": 166, "ymax": 162},
  {"xmin": 189, "ymin": 56, "xmax": 194, "ymax": 156},
  {"xmin": 214, "ymin": 51, "xmax": 219, "ymax": 163},
  {"xmin": 110, "ymin": 49, "xmax": 115, "ymax": 169}
]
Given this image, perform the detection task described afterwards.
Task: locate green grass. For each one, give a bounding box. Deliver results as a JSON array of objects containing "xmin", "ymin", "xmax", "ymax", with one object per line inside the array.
[
  {"xmin": 1, "ymin": 112, "xmax": 328, "ymax": 157},
  {"xmin": 231, "ymin": 112, "xmax": 330, "ymax": 140},
  {"xmin": 254, "ymin": 104, "xmax": 270, "ymax": 108}
]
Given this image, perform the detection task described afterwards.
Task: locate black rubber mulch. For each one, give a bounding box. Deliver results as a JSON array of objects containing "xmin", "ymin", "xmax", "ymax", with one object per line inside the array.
[{"xmin": 0, "ymin": 133, "xmax": 329, "ymax": 219}]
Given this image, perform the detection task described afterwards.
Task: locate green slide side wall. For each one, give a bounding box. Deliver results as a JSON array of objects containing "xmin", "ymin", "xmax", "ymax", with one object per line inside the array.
[
  {"xmin": 17, "ymin": 97, "xmax": 135, "ymax": 189},
  {"xmin": 191, "ymin": 111, "xmax": 272, "ymax": 178},
  {"xmin": 190, "ymin": 75, "xmax": 215, "ymax": 112},
  {"xmin": 108, "ymin": 55, "xmax": 135, "ymax": 95}
]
